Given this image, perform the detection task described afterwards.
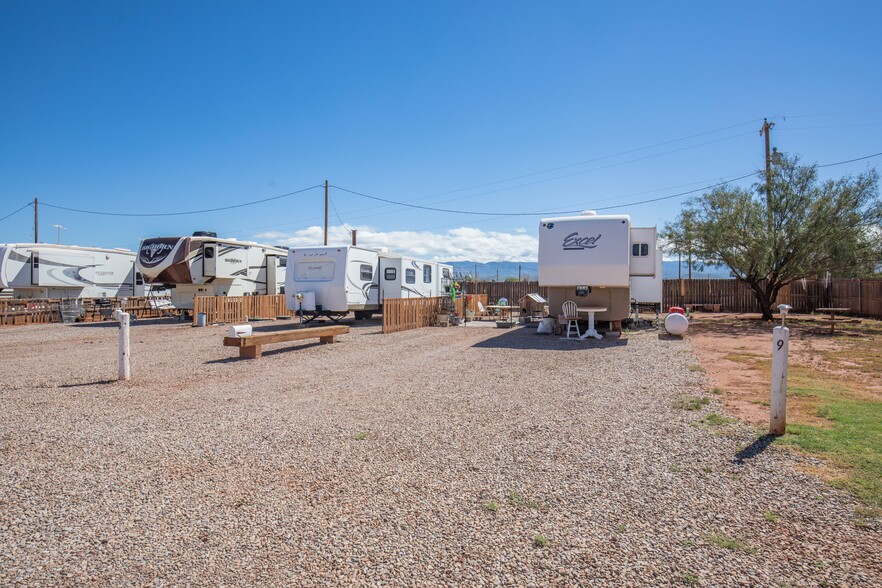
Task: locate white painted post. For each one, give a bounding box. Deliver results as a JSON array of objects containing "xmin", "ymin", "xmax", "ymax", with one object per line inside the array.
[
  {"xmin": 115, "ymin": 310, "xmax": 131, "ymax": 381},
  {"xmin": 770, "ymin": 325, "xmax": 789, "ymax": 435}
]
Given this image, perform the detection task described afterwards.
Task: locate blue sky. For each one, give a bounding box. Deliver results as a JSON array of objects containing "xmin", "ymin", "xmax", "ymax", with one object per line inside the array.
[{"xmin": 1, "ymin": 1, "xmax": 880, "ymax": 261}]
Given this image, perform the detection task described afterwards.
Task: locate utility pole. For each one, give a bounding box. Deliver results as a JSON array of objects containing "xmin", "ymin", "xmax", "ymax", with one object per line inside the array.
[
  {"xmin": 760, "ymin": 118, "xmax": 776, "ymax": 231},
  {"xmin": 34, "ymin": 197, "xmax": 38, "ymax": 242},
  {"xmin": 351, "ymin": 229, "xmax": 357, "ymax": 246},
  {"xmin": 51, "ymin": 224, "xmax": 65, "ymax": 244},
  {"xmin": 323, "ymin": 180, "xmax": 329, "ymax": 246}
]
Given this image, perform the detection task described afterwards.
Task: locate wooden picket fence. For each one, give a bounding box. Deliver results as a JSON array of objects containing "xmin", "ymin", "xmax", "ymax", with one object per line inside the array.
[
  {"xmin": 192, "ymin": 294, "xmax": 294, "ymax": 325},
  {"xmin": 383, "ymin": 296, "xmax": 447, "ymax": 334},
  {"xmin": 0, "ymin": 299, "xmax": 58, "ymax": 326},
  {"xmin": 0, "ymin": 296, "xmax": 177, "ymax": 327}
]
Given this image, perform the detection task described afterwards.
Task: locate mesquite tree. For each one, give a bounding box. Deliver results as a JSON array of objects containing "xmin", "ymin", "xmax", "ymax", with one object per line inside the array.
[{"xmin": 663, "ymin": 155, "xmax": 881, "ymax": 320}]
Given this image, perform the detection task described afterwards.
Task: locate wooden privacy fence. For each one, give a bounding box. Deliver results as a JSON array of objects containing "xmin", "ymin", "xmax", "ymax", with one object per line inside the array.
[
  {"xmin": 662, "ymin": 278, "xmax": 882, "ymax": 318},
  {"xmin": 663, "ymin": 279, "xmax": 764, "ymax": 313},
  {"xmin": 192, "ymin": 294, "xmax": 293, "ymax": 325},
  {"xmin": 0, "ymin": 296, "xmax": 176, "ymax": 327},
  {"xmin": 455, "ymin": 293, "xmax": 488, "ymax": 317},
  {"xmin": 462, "ymin": 281, "xmax": 547, "ymax": 304},
  {"xmin": 383, "ymin": 296, "xmax": 446, "ymax": 334}
]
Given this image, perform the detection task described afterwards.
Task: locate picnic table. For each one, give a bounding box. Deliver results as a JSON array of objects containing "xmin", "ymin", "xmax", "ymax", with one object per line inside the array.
[
  {"xmin": 814, "ymin": 307, "xmax": 860, "ymax": 334},
  {"xmin": 485, "ymin": 305, "xmax": 517, "ymax": 322},
  {"xmin": 576, "ymin": 306, "xmax": 607, "ymax": 340}
]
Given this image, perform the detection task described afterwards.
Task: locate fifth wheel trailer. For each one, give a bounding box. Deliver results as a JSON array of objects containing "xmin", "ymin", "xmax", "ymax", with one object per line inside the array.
[
  {"xmin": 285, "ymin": 245, "xmax": 454, "ymax": 319},
  {"xmin": 136, "ymin": 232, "xmax": 287, "ymax": 310},
  {"xmin": 0, "ymin": 243, "xmax": 145, "ymax": 299},
  {"xmin": 538, "ymin": 211, "xmax": 659, "ymax": 323}
]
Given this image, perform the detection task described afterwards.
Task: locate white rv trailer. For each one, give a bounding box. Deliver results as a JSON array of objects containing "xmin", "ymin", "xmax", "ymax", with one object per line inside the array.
[
  {"xmin": 136, "ymin": 232, "xmax": 287, "ymax": 310},
  {"xmin": 285, "ymin": 245, "xmax": 454, "ymax": 319},
  {"xmin": 538, "ymin": 211, "xmax": 659, "ymax": 323},
  {"xmin": 0, "ymin": 243, "xmax": 145, "ymax": 299}
]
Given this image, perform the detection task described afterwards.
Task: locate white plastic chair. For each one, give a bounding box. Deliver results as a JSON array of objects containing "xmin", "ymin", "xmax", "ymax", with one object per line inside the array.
[
  {"xmin": 476, "ymin": 301, "xmax": 489, "ymax": 320},
  {"xmin": 562, "ymin": 300, "xmax": 581, "ymax": 338}
]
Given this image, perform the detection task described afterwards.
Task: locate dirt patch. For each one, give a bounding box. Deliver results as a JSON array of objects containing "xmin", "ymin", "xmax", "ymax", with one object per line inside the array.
[{"xmin": 688, "ymin": 312, "xmax": 882, "ymax": 426}]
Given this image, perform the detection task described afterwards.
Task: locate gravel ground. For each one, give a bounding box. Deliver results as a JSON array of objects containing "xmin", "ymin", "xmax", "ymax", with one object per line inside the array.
[{"xmin": 1, "ymin": 318, "xmax": 880, "ymax": 587}]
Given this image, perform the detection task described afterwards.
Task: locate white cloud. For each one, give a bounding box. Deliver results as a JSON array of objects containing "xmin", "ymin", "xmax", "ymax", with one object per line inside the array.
[{"xmin": 255, "ymin": 225, "xmax": 538, "ymax": 263}]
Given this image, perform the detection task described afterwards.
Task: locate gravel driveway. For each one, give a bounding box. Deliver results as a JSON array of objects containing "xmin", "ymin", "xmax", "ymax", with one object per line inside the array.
[{"xmin": 1, "ymin": 319, "xmax": 879, "ymax": 586}]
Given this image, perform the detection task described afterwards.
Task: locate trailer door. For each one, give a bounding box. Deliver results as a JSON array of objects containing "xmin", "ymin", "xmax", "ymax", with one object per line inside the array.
[
  {"xmin": 379, "ymin": 257, "xmax": 401, "ymax": 302},
  {"xmin": 30, "ymin": 252, "xmax": 40, "ymax": 285},
  {"xmin": 203, "ymin": 243, "xmax": 217, "ymax": 277}
]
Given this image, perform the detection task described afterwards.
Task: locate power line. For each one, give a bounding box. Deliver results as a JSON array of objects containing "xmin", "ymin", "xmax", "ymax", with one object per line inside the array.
[
  {"xmin": 242, "ymin": 121, "xmax": 762, "ymax": 233},
  {"xmin": 40, "ymin": 184, "xmax": 324, "ymax": 217},
  {"xmin": 777, "ymin": 123, "xmax": 882, "ymax": 131},
  {"xmin": 0, "ymin": 202, "xmax": 33, "ymax": 223},
  {"xmin": 328, "ymin": 194, "xmax": 351, "ymax": 233},
  {"xmin": 326, "ymin": 130, "xmax": 757, "ymax": 222},
  {"xmin": 330, "ymin": 149, "xmax": 882, "ymax": 218},
  {"xmin": 331, "ymin": 173, "xmax": 755, "ymax": 218},
  {"xmin": 233, "ymin": 170, "xmax": 759, "ymax": 238},
  {"xmin": 398, "ymin": 118, "xmax": 764, "ymax": 201},
  {"xmin": 784, "ymin": 108, "xmax": 882, "ymax": 119},
  {"xmin": 817, "ymin": 151, "xmax": 882, "ymax": 167}
]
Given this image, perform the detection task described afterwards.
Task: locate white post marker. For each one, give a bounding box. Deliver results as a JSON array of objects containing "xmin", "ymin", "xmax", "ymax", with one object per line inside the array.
[
  {"xmin": 770, "ymin": 304, "xmax": 792, "ymax": 435},
  {"xmin": 114, "ymin": 309, "xmax": 131, "ymax": 381}
]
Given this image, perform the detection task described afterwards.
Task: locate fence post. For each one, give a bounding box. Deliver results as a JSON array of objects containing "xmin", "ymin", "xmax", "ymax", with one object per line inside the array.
[
  {"xmin": 114, "ymin": 310, "xmax": 131, "ymax": 381},
  {"xmin": 770, "ymin": 325, "xmax": 789, "ymax": 435}
]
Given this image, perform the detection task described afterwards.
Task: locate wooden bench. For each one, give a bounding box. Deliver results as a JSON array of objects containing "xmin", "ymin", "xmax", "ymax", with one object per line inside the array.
[{"xmin": 223, "ymin": 325, "xmax": 350, "ymax": 358}]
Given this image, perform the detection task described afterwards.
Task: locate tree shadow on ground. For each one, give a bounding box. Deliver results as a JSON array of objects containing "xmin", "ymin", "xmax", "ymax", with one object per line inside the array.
[
  {"xmin": 472, "ymin": 327, "xmax": 629, "ymax": 351},
  {"xmin": 688, "ymin": 313, "xmax": 873, "ymax": 340},
  {"xmin": 733, "ymin": 433, "xmax": 777, "ymax": 464}
]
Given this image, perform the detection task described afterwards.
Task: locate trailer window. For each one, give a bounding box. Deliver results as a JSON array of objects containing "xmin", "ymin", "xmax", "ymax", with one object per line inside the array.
[
  {"xmin": 360, "ymin": 264, "xmax": 373, "ymax": 281},
  {"xmin": 405, "ymin": 268, "xmax": 416, "ymax": 284},
  {"xmin": 423, "ymin": 264, "xmax": 432, "ymax": 283},
  {"xmin": 632, "ymin": 243, "xmax": 650, "ymax": 257},
  {"xmin": 204, "ymin": 246, "xmax": 215, "ymax": 259},
  {"xmin": 295, "ymin": 261, "xmax": 335, "ymax": 281},
  {"xmin": 384, "ymin": 268, "xmax": 396, "ymax": 281},
  {"xmin": 442, "ymin": 267, "xmax": 451, "ymax": 279},
  {"xmin": 278, "ymin": 257, "xmax": 287, "ymax": 268}
]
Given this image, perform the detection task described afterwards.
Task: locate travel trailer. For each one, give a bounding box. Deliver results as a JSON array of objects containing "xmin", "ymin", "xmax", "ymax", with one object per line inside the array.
[
  {"xmin": 0, "ymin": 243, "xmax": 145, "ymax": 299},
  {"xmin": 285, "ymin": 245, "xmax": 454, "ymax": 319},
  {"xmin": 136, "ymin": 232, "xmax": 287, "ymax": 310},
  {"xmin": 538, "ymin": 211, "xmax": 659, "ymax": 324}
]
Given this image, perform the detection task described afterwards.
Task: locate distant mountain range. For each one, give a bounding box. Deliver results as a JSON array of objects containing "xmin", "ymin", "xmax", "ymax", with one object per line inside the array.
[{"xmin": 446, "ymin": 261, "xmax": 732, "ymax": 280}]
